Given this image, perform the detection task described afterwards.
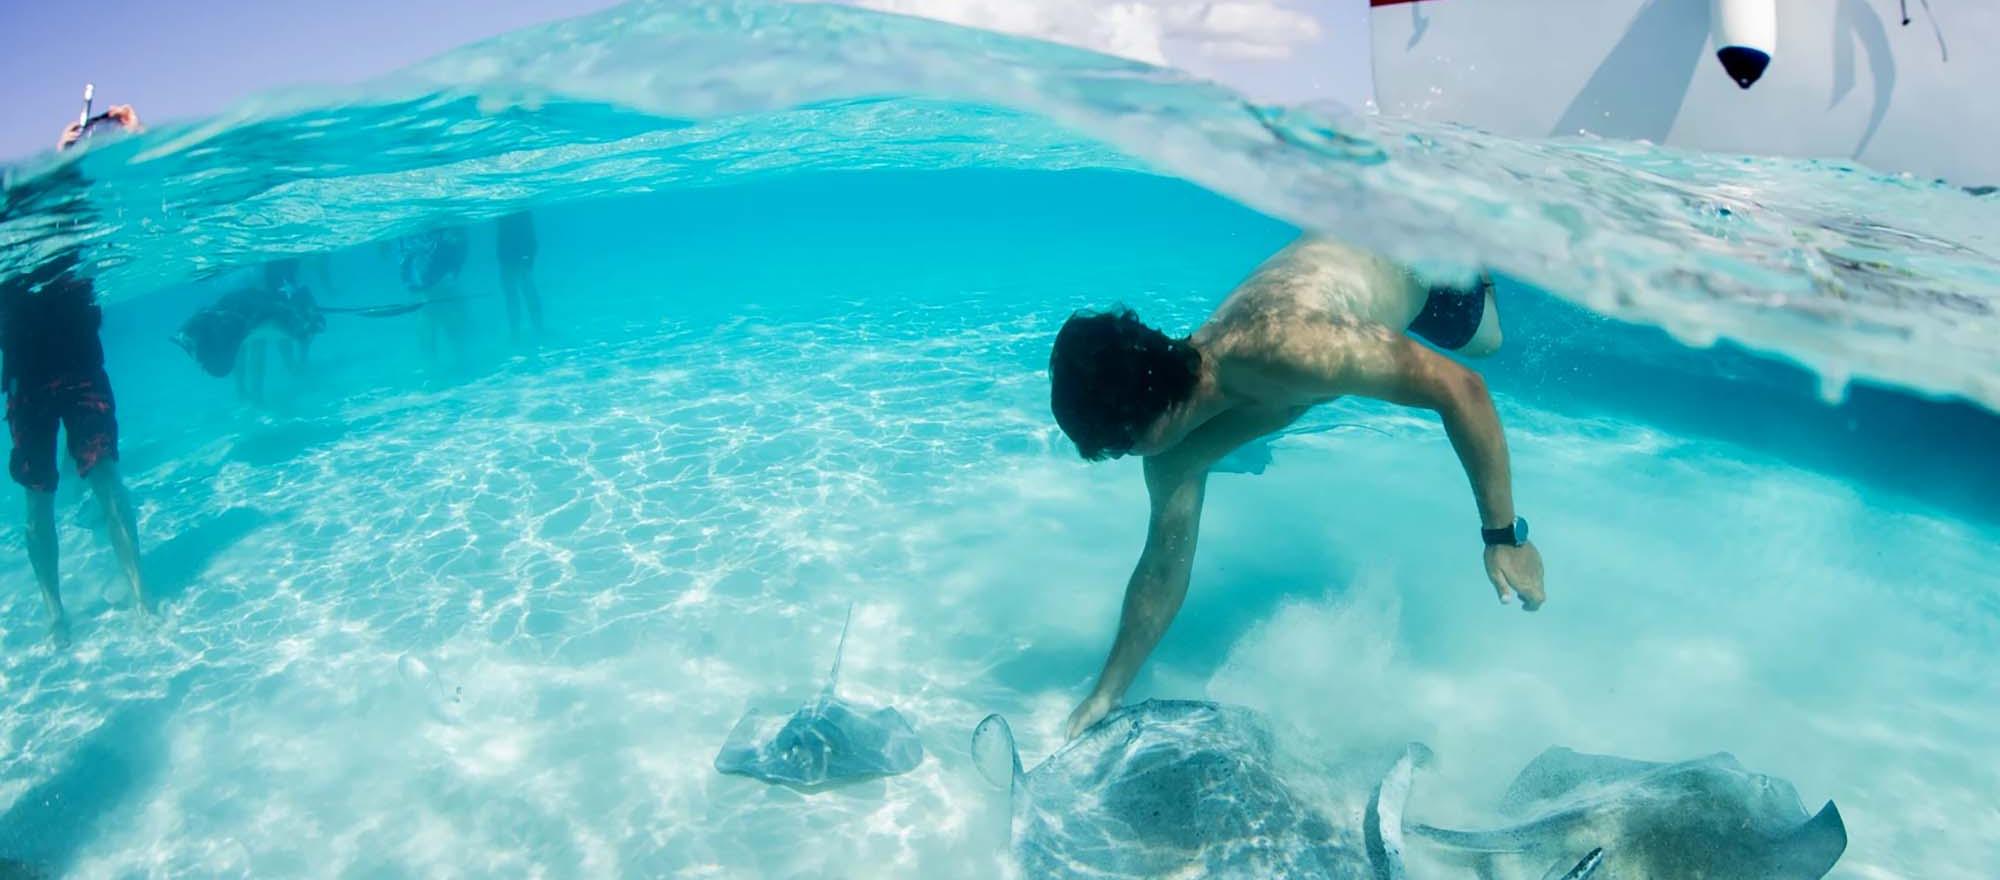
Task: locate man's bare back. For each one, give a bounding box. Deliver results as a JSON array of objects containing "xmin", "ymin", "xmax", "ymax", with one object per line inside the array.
[{"xmin": 1047, "ymin": 236, "xmax": 1545, "ymax": 738}]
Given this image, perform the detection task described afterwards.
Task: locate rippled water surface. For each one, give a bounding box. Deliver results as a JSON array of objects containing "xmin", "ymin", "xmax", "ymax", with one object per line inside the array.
[{"xmin": 2, "ymin": 2, "xmax": 1997, "ymax": 878}]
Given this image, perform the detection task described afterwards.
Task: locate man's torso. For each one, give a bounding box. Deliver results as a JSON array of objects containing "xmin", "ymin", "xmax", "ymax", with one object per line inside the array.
[{"xmin": 1186, "ymin": 237, "xmax": 1422, "ymax": 433}]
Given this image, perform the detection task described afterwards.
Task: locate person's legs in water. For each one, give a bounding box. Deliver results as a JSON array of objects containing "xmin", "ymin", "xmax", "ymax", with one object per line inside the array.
[
  {"xmin": 278, "ymin": 335, "xmax": 306, "ymax": 398},
  {"xmin": 250, "ymin": 339, "xmax": 266, "ymax": 405},
  {"xmin": 516, "ymin": 261, "xmax": 543, "ymax": 338},
  {"xmin": 10, "ymin": 381, "xmax": 69, "ymax": 642},
  {"xmin": 238, "ymin": 334, "xmax": 269, "ymax": 407},
  {"xmin": 60, "ymin": 369, "xmax": 147, "ymax": 615},
  {"xmin": 425, "ymin": 293, "xmax": 452, "ymax": 368},
  {"xmin": 495, "ymin": 211, "xmax": 540, "ymax": 343},
  {"xmin": 84, "ymin": 462, "xmax": 148, "ymax": 616},
  {"xmin": 419, "ymin": 305, "xmax": 439, "ymax": 365},
  {"xmin": 281, "ymin": 333, "xmax": 303, "ymax": 374},
  {"xmin": 23, "ymin": 489, "xmax": 67, "ymax": 644},
  {"xmin": 501, "ymin": 261, "xmax": 543, "ymax": 345},
  {"xmin": 232, "ymin": 349, "xmax": 250, "ymax": 402},
  {"xmin": 501, "ymin": 267, "xmax": 524, "ymax": 344},
  {"xmin": 424, "ymin": 283, "xmax": 472, "ymax": 370}
]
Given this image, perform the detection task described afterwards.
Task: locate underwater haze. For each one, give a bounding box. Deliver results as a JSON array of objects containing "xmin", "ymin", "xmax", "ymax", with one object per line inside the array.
[{"xmin": 1, "ymin": 1, "xmax": 1997, "ymax": 878}]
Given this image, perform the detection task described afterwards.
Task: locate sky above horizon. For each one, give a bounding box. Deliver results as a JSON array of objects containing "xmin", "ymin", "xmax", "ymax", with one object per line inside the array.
[{"xmin": 0, "ymin": 0, "xmax": 1369, "ymax": 161}]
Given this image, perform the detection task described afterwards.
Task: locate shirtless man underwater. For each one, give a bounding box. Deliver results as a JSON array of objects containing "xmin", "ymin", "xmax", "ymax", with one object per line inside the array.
[{"xmin": 1050, "ymin": 236, "xmax": 1547, "ymax": 738}]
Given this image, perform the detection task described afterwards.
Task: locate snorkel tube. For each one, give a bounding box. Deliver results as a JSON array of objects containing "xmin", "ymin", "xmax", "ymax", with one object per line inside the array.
[{"xmin": 74, "ymin": 83, "xmax": 131, "ymax": 142}]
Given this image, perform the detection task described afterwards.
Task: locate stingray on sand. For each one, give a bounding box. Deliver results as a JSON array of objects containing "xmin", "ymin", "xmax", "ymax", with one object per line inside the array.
[
  {"xmin": 972, "ymin": 698, "xmax": 1428, "ymax": 880},
  {"xmin": 1411, "ymin": 747, "xmax": 1847, "ymax": 879},
  {"xmin": 713, "ymin": 606, "xmax": 924, "ymax": 791}
]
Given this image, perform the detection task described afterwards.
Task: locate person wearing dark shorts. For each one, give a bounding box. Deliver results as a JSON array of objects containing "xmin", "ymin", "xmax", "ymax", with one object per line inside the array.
[
  {"xmin": 495, "ymin": 210, "xmax": 542, "ymax": 342},
  {"xmin": 397, "ymin": 226, "xmax": 473, "ymax": 367},
  {"xmin": 3, "ymin": 257, "xmax": 150, "ymax": 644},
  {"xmin": 3, "ymin": 107, "xmax": 153, "ymax": 644},
  {"xmin": 1408, "ymin": 273, "xmax": 1498, "ymax": 353}
]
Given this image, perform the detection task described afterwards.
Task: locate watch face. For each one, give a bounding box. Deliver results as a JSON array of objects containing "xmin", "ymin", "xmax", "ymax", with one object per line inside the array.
[{"xmin": 1514, "ymin": 516, "xmax": 1529, "ymax": 545}]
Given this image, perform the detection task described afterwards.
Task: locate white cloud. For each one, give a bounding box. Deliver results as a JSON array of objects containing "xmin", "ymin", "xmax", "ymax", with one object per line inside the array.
[
  {"xmin": 845, "ymin": 0, "xmax": 1321, "ymax": 67},
  {"xmin": 1168, "ymin": 2, "xmax": 1322, "ymax": 60}
]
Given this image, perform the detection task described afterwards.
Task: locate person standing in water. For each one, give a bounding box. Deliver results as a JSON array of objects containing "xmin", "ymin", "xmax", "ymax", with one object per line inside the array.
[
  {"xmin": 4, "ymin": 107, "xmax": 153, "ymax": 644},
  {"xmin": 172, "ymin": 261, "xmax": 325, "ymax": 407},
  {"xmin": 494, "ymin": 210, "xmax": 543, "ymax": 343},
  {"xmin": 396, "ymin": 226, "xmax": 471, "ymax": 368},
  {"xmin": 1048, "ymin": 236, "xmax": 1545, "ymax": 738}
]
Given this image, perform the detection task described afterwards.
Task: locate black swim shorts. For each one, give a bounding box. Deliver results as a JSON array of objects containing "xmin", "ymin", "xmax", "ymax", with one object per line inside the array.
[{"xmin": 1408, "ymin": 275, "xmax": 1492, "ymax": 351}]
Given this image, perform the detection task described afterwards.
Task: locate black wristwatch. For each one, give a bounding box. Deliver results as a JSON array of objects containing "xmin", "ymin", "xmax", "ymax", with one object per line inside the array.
[{"xmin": 1482, "ymin": 516, "xmax": 1529, "ymax": 547}]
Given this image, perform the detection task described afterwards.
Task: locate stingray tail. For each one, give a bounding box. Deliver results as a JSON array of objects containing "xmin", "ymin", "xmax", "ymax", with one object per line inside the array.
[
  {"xmin": 1544, "ymin": 848, "xmax": 1605, "ymax": 880},
  {"xmin": 823, "ymin": 602, "xmax": 854, "ymax": 698},
  {"xmin": 1409, "ymin": 823, "xmax": 1535, "ymax": 855},
  {"xmin": 320, "ymin": 302, "xmax": 428, "ymax": 318}
]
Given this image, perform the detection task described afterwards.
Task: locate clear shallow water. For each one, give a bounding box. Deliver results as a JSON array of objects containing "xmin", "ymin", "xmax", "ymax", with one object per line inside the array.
[{"xmin": 1, "ymin": 3, "xmax": 1998, "ymax": 879}]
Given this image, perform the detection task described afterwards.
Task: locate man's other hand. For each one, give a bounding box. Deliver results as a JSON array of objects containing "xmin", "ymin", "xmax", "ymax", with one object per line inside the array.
[{"xmin": 1485, "ymin": 541, "xmax": 1545, "ymax": 611}]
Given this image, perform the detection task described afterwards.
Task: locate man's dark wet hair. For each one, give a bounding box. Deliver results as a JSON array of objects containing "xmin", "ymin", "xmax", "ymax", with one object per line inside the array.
[{"xmin": 1049, "ymin": 307, "xmax": 1202, "ymax": 460}]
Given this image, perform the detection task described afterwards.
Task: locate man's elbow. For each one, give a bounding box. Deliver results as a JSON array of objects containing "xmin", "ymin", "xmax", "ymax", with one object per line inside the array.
[
  {"xmin": 1453, "ymin": 368, "xmax": 1489, "ymax": 403},
  {"xmin": 1428, "ymin": 364, "xmax": 1489, "ymax": 412}
]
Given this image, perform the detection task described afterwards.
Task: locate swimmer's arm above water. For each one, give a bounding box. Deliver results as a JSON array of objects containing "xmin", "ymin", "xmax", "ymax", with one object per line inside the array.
[{"xmin": 1319, "ymin": 328, "xmax": 1545, "ymax": 611}]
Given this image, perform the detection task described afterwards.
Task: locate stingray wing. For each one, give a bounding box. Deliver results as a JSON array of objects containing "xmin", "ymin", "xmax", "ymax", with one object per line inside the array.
[
  {"xmin": 714, "ymin": 709, "xmax": 793, "ymax": 779},
  {"xmin": 864, "ymin": 704, "xmax": 925, "ymax": 773},
  {"xmin": 971, "ymin": 713, "xmax": 1023, "ymax": 791},
  {"xmin": 1773, "ymin": 801, "xmax": 1846, "ymax": 878},
  {"xmin": 1364, "ymin": 743, "xmax": 1433, "ymax": 880},
  {"xmin": 1499, "ymin": 747, "xmax": 1674, "ymax": 814},
  {"xmin": 1009, "ymin": 700, "xmax": 1361, "ymax": 879},
  {"xmin": 811, "ymin": 698, "xmax": 924, "ymax": 778},
  {"xmin": 1433, "ymin": 748, "xmax": 1846, "ymax": 880}
]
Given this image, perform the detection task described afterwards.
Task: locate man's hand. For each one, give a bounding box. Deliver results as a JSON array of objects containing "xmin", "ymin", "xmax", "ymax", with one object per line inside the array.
[
  {"xmin": 58, "ymin": 104, "xmax": 142, "ymax": 151},
  {"xmin": 1485, "ymin": 541, "xmax": 1545, "ymax": 610},
  {"xmin": 102, "ymin": 104, "xmax": 141, "ymax": 130},
  {"xmin": 1064, "ymin": 690, "xmax": 1116, "ymax": 741}
]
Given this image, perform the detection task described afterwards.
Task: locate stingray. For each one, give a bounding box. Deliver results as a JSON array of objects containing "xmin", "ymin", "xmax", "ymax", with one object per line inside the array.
[
  {"xmin": 1411, "ymin": 747, "xmax": 1846, "ymax": 880},
  {"xmin": 713, "ymin": 606, "xmax": 924, "ymax": 791},
  {"xmin": 972, "ymin": 698, "xmax": 1429, "ymax": 880}
]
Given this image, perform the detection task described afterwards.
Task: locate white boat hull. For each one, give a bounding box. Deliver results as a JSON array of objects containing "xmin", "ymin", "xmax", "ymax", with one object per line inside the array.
[{"xmin": 1369, "ymin": 0, "xmax": 1995, "ymax": 183}]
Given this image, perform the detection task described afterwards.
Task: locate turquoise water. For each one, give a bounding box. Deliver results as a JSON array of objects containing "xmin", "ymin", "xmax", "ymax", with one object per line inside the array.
[{"xmin": 3, "ymin": 2, "xmax": 1999, "ymax": 878}]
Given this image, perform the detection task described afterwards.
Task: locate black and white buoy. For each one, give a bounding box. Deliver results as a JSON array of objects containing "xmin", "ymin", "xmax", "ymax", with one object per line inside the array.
[{"xmin": 1711, "ymin": 0, "xmax": 1776, "ymax": 89}]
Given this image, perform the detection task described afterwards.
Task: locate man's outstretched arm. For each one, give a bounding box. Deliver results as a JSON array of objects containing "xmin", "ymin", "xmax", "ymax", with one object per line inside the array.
[
  {"xmin": 1062, "ymin": 405, "xmax": 1305, "ymax": 739},
  {"xmin": 1065, "ymin": 455, "xmax": 1206, "ymax": 739},
  {"xmin": 1328, "ymin": 328, "xmax": 1545, "ymax": 609}
]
